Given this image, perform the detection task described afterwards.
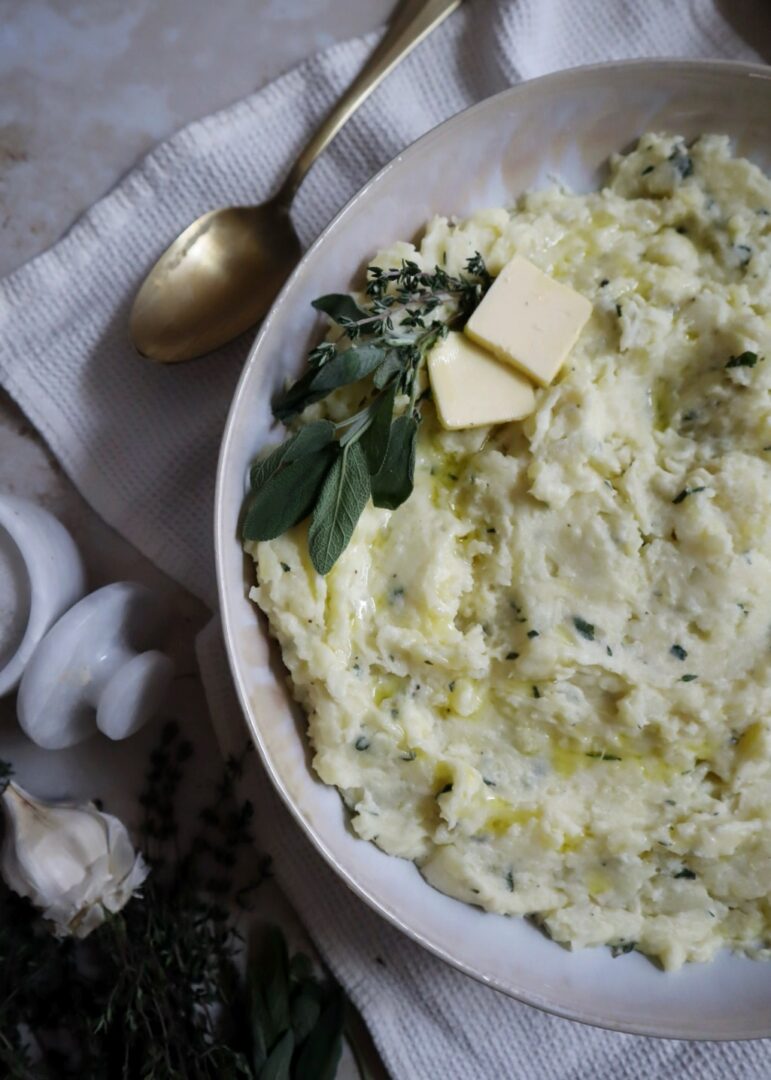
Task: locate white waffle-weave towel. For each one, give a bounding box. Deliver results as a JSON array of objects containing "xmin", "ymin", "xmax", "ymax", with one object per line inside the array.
[{"xmin": 2, "ymin": 2, "xmax": 771, "ymax": 1075}]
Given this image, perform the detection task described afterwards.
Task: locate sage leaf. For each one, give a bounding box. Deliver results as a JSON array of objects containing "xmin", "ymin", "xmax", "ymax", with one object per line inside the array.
[
  {"xmin": 250, "ymin": 420, "xmax": 335, "ymax": 491},
  {"xmin": 243, "ymin": 447, "xmax": 333, "ymax": 541},
  {"xmin": 293, "ymin": 992, "xmax": 344, "ymax": 1080},
  {"xmin": 249, "ymin": 970, "xmax": 270, "ymax": 1073},
  {"xmin": 290, "ymin": 982, "xmax": 323, "ymax": 1044},
  {"xmin": 312, "ymin": 293, "xmax": 366, "ymax": 325},
  {"xmin": 273, "ymin": 345, "xmax": 387, "ymax": 420},
  {"xmin": 258, "ymin": 1029, "xmax": 294, "ymax": 1080},
  {"xmin": 360, "ymin": 381, "xmax": 397, "ymax": 474},
  {"xmin": 373, "ymin": 351, "xmax": 403, "ymax": 389},
  {"xmin": 308, "ymin": 442, "xmax": 371, "ymax": 574},
  {"xmin": 371, "ymin": 415, "xmax": 417, "ymax": 510},
  {"xmin": 262, "ymin": 926, "xmax": 291, "ymax": 1046}
]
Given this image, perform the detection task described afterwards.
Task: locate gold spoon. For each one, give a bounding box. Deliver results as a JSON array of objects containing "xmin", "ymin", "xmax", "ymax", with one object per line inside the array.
[{"xmin": 130, "ymin": 0, "xmax": 462, "ymax": 364}]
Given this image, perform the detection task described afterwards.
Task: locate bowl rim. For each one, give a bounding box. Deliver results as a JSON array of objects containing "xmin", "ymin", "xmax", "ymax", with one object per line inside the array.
[{"xmin": 215, "ymin": 56, "xmax": 771, "ymax": 1041}]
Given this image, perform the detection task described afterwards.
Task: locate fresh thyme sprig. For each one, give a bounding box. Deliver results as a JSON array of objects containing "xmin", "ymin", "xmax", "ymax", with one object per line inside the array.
[{"xmin": 243, "ymin": 254, "xmax": 492, "ymax": 574}]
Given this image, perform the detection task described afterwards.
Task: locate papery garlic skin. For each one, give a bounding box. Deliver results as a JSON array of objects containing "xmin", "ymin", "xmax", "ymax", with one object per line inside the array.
[{"xmin": 1, "ymin": 781, "xmax": 148, "ymax": 937}]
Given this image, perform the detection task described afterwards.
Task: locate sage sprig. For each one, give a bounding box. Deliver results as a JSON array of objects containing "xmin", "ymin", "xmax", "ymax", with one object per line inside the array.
[{"xmin": 243, "ymin": 254, "xmax": 492, "ymax": 574}]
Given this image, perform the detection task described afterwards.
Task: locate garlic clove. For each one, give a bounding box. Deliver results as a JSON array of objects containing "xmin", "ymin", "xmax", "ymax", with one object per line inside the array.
[{"xmin": 0, "ymin": 781, "xmax": 148, "ymax": 938}]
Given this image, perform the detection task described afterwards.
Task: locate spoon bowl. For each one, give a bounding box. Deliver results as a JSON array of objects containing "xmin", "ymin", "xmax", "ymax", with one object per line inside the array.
[{"xmin": 130, "ymin": 201, "xmax": 301, "ymax": 363}]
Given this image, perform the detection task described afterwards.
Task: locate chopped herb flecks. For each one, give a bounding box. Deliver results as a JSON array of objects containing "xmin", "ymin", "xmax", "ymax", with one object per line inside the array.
[
  {"xmin": 355, "ymin": 736, "xmax": 370, "ymax": 751},
  {"xmin": 280, "ymin": 562, "xmax": 291, "ymax": 572},
  {"xmin": 670, "ymin": 644, "xmax": 688, "ymax": 661},
  {"xmin": 532, "ymin": 686, "xmax": 541, "ymax": 699},
  {"xmin": 505, "ymin": 870, "xmax": 515, "ymax": 892},
  {"xmin": 573, "ymin": 617, "xmax": 595, "ymax": 641},
  {"xmin": 680, "ymin": 674, "xmax": 698, "ymax": 683},
  {"xmin": 527, "ymin": 629, "xmax": 540, "ymax": 640},
  {"xmin": 437, "ymin": 783, "xmax": 453, "ymax": 796},
  {"xmin": 610, "ymin": 942, "xmax": 636, "ymax": 958},
  {"xmin": 669, "ymin": 147, "xmax": 693, "ymax": 178},
  {"xmin": 674, "ymin": 868, "xmax": 697, "ymax": 880},
  {"xmin": 401, "ymin": 750, "xmax": 416, "ymax": 762},
  {"xmin": 505, "ymin": 651, "xmax": 519, "ymax": 660},
  {"xmin": 672, "ymin": 486, "xmax": 705, "ymax": 504},
  {"xmin": 586, "ymin": 751, "xmax": 622, "ymax": 762},
  {"xmin": 726, "ymin": 351, "xmax": 759, "ymax": 369}
]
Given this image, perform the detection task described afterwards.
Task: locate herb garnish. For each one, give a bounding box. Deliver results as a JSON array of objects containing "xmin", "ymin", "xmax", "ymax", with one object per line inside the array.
[
  {"xmin": 243, "ymin": 255, "xmax": 492, "ymax": 574},
  {"xmin": 680, "ymin": 674, "xmax": 698, "ymax": 682},
  {"xmin": 670, "ymin": 644, "xmax": 687, "ymax": 661},
  {"xmin": 726, "ymin": 351, "xmax": 760, "ymax": 369},
  {"xmin": 674, "ymin": 868, "xmax": 697, "ymax": 880}
]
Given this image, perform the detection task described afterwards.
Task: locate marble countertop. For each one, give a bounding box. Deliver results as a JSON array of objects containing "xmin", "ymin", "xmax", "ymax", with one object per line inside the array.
[{"xmin": 0, "ymin": 3, "xmax": 395, "ymax": 1074}]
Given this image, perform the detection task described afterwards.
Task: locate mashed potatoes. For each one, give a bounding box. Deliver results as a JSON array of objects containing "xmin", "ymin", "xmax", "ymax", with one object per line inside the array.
[{"xmin": 247, "ymin": 134, "xmax": 771, "ymax": 970}]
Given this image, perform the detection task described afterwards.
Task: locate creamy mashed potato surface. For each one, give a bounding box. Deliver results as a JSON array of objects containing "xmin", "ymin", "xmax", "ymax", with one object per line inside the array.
[{"xmin": 247, "ymin": 135, "xmax": 771, "ymax": 970}]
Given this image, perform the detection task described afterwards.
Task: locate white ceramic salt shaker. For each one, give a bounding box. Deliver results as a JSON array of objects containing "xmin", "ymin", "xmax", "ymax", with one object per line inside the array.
[
  {"xmin": 0, "ymin": 495, "xmax": 87, "ymax": 697},
  {"xmin": 17, "ymin": 582, "xmax": 174, "ymax": 749}
]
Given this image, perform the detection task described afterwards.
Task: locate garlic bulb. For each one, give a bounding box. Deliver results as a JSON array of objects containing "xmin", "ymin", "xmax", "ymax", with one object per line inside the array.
[{"xmin": 1, "ymin": 781, "xmax": 148, "ymax": 937}]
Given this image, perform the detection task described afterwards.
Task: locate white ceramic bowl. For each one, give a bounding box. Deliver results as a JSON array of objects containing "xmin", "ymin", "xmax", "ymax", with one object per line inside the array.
[{"xmin": 216, "ymin": 60, "xmax": 771, "ymax": 1039}]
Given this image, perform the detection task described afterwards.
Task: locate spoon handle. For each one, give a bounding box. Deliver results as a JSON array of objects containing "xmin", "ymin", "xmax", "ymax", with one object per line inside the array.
[{"xmin": 275, "ymin": 0, "xmax": 463, "ymax": 207}]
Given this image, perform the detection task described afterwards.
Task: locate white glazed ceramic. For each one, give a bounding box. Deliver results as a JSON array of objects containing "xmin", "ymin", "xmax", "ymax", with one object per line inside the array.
[
  {"xmin": 0, "ymin": 495, "xmax": 87, "ymax": 696},
  {"xmin": 17, "ymin": 582, "xmax": 174, "ymax": 749},
  {"xmin": 216, "ymin": 61, "xmax": 771, "ymax": 1039}
]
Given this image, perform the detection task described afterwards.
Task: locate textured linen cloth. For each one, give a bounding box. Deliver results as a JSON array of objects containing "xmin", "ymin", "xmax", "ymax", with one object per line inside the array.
[{"xmin": 2, "ymin": 1, "xmax": 771, "ymax": 1076}]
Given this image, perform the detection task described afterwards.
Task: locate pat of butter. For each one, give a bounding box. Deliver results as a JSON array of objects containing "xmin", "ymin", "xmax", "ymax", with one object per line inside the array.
[
  {"xmin": 427, "ymin": 331, "xmax": 535, "ymax": 430},
  {"xmin": 464, "ymin": 255, "xmax": 592, "ymax": 387}
]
